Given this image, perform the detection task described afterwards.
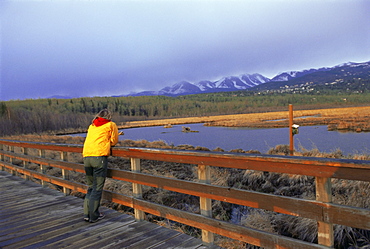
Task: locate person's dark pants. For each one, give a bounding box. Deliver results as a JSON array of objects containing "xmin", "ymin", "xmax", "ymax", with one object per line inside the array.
[{"xmin": 83, "ymin": 156, "xmax": 108, "ymax": 221}]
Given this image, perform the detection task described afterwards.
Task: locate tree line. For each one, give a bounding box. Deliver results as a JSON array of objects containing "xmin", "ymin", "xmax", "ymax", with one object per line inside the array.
[{"xmin": 1, "ymin": 89, "xmax": 370, "ymax": 136}]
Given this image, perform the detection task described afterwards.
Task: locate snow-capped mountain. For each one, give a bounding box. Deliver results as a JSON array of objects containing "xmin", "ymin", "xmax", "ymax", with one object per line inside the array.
[
  {"xmin": 270, "ymin": 62, "xmax": 368, "ymax": 82},
  {"xmin": 271, "ymin": 68, "xmax": 330, "ymax": 82},
  {"xmin": 126, "ymin": 73, "xmax": 270, "ymax": 96},
  {"xmin": 124, "ymin": 61, "xmax": 370, "ymax": 97},
  {"xmin": 214, "ymin": 73, "xmax": 270, "ymax": 89},
  {"xmin": 253, "ymin": 61, "xmax": 370, "ymax": 92},
  {"xmin": 158, "ymin": 81, "xmax": 201, "ymax": 95},
  {"xmin": 195, "ymin": 81, "xmax": 216, "ymax": 91}
]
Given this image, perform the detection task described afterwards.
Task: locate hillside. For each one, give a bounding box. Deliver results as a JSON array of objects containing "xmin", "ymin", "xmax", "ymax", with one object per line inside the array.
[
  {"xmin": 251, "ymin": 61, "xmax": 370, "ymax": 94},
  {"xmin": 125, "ymin": 61, "xmax": 370, "ymax": 97}
]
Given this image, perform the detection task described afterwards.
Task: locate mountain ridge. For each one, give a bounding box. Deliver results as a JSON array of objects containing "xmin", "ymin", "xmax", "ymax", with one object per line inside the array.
[
  {"xmin": 123, "ymin": 61, "xmax": 369, "ymax": 97},
  {"xmin": 47, "ymin": 61, "xmax": 369, "ymax": 99}
]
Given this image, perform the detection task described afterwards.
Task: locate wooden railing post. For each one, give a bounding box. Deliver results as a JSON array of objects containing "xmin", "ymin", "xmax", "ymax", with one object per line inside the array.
[
  {"xmin": 198, "ymin": 164, "xmax": 214, "ymax": 245},
  {"xmin": 316, "ymin": 177, "xmax": 334, "ymax": 247},
  {"xmin": 61, "ymin": 151, "xmax": 70, "ymax": 195},
  {"xmin": 22, "ymin": 147, "xmax": 29, "ymax": 180},
  {"xmin": 0, "ymin": 143, "xmax": 4, "ymax": 171},
  {"xmin": 9, "ymin": 145, "xmax": 15, "ymax": 175},
  {"xmin": 131, "ymin": 157, "xmax": 145, "ymax": 221},
  {"xmin": 289, "ymin": 104, "xmax": 294, "ymax": 156},
  {"xmin": 39, "ymin": 149, "xmax": 47, "ymax": 187}
]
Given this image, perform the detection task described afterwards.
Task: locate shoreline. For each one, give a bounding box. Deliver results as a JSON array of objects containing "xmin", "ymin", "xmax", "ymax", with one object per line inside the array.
[
  {"xmin": 54, "ymin": 106, "xmax": 370, "ymax": 135},
  {"xmin": 119, "ymin": 106, "xmax": 370, "ymax": 131}
]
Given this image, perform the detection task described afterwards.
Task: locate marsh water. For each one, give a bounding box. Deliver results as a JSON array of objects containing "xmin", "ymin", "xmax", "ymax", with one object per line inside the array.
[
  {"xmin": 75, "ymin": 123, "xmax": 370, "ymax": 155},
  {"xmin": 120, "ymin": 123, "xmax": 370, "ymax": 155},
  {"xmin": 64, "ymin": 124, "xmax": 364, "ymax": 155}
]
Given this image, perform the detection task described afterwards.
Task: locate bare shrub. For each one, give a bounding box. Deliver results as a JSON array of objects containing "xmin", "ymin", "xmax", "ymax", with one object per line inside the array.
[
  {"xmin": 332, "ymin": 179, "xmax": 370, "ymax": 208},
  {"xmin": 211, "ymin": 168, "xmax": 231, "ymax": 187},
  {"xmin": 268, "ymin": 144, "xmax": 290, "ymax": 155},
  {"xmin": 213, "ymin": 147, "xmax": 225, "ymax": 152},
  {"xmin": 242, "ymin": 209, "xmax": 277, "ymax": 234},
  {"xmin": 104, "ymin": 178, "xmax": 132, "ymax": 196},
  {"xmin": 215, "ymin": 237, "xmax": 248, "ymax": 249},
  {"xmin": 229, "ymin": 148, "xmax": 245, "ymax": 153},
  {"xmin": 274, "ymin": 215, "xmax": 317, "ymax": 243},
  {"xmin": 194, "ymin": 146, "xmax": 210, "ymax": 151},
  {"xmin": 334, "ymin": 225, "xmax": 370, "ymax": 249}
]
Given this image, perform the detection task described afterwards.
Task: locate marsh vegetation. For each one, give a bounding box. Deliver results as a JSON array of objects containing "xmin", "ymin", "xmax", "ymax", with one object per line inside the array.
[{"xmin": 3, "ymin": 134, "xmax": 369, "ymax": 248}]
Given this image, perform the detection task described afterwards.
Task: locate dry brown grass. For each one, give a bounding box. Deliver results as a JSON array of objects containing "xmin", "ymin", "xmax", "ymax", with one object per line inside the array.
[
  {"xmin": 2, "ymin": 121, "xmax": 370, "ymax": 248},
  {"xmin": 118, "ymin": 106, "xmax": 370, "ymax": 132}
]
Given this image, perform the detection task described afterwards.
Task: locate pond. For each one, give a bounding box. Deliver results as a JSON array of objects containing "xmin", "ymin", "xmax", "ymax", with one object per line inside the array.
[{"xmin": 81, "ymin": 123, "xmax": 370, "ymax": 155}]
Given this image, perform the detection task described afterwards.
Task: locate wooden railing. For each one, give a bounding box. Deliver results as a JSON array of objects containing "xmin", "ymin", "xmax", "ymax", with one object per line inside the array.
[{"xmin": 1, "ymin": 138, "xmax": 369, "ymax": 248}]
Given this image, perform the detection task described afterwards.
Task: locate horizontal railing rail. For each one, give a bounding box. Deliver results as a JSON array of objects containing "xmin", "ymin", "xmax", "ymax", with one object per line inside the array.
[{"xmin": 1, "ymin": 139, "xmax": 369, "ymax": 248}]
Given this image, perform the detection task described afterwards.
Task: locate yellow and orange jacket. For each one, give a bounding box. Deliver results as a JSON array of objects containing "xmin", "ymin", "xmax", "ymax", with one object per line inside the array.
[{"xmin": 82, "ymin": 117, "xmax": 119, "ymax": 157}]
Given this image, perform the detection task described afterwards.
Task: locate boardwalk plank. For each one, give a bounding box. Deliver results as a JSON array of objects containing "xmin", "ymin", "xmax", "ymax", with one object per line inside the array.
[
  {"xmin": 0, "ymin": 213, "xmax": 83, "ymax": 247},
  {"xmin": 128, "ymin": 228, "xmax": 181, "ymax": 249},
  {"xmin": 72, "ymin": 219, "xmax": 151, "ymax": 249},
  {"xmin": 103, "ymin": 223, "xmax": 185, "ymax": 249},
  {"xmin": 1, "ymin": 201, "xmax": 84, "ymax": 230},
  {"xmin": 0, "ymin": 207, "xmax": 82, "ymax": 238},
  {"xmin": 150, "ymin": 233, "xmax": 195, "ymax": 249},
  {"xmin": 173, "ymin": 236, "xmax": 208, "ymax": 249},
  {"xmin": 0, "ymin": 192, "xmax": 67, "ymax": 209},
  {"xmin": 19, "ymin": 211, "xmax": 126, "ymax": 249},
  {"xmin": 7, "ymin": 208, "xmax": 117, "ymax": 248},
  {"xmin": 0, "ymin": 198, "xmax": 82, "ymax": 222},
  {"xmin": 0, "ymin": 171, "xmax": 222, "ymax": 249},
  {"xmin": 93, "ymin": 222, "xmax": 161, "ymax": 249}
]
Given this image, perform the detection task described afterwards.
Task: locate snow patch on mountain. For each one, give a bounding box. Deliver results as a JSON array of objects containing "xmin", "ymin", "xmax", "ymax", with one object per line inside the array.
[
  {"xmin": 214, "ymin": 74, "xmax": 270, "ymax": 90},
  {"xmin": 271, "ymin": 68, "xmax": 331, "ymax": 82},
  {"xmin": 158, "ymin": 81, "xmax": 201, "ymax": 95},
  {"xmin": 195, "ymin": 81, "xmax": 216, "ymax": 91},
  {"xmin": 154, "ymin": 73, "xmax": 270, "ymax": 96}
]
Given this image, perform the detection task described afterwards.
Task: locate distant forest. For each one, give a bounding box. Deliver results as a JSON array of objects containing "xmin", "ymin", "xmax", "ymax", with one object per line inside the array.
[{"xmin": 1, "ymin": 88, "xmax": 370, "ymax": 136}]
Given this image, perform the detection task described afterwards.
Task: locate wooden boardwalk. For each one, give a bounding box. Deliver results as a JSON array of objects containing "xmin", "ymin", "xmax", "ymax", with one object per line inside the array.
[{"xmin": 0, "ymin": 171, "xmax": 222, "ymax": 249}]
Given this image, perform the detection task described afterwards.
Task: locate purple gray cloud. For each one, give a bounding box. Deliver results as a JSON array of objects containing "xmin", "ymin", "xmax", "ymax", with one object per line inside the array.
[{"xmin": 1, "ymin": 0, "xmax": 369, "ymax": 100}]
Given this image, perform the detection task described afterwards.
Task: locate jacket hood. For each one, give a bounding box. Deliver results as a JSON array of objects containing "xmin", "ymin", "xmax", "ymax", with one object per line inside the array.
[{"xmin": 93, "ymin": 117, "xmax": 111, "ymax": 127}]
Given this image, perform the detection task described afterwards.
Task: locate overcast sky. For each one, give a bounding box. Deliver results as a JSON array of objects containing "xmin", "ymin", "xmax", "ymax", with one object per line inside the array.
[{"xmin": 1, "ymin": 0, "xmax": 369, "ymax": 101}]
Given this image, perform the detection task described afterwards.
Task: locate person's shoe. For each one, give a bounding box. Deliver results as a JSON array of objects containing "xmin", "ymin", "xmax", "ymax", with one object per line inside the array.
[
  {"xmin": 90, "ymin": 213, "xmax": 105, "ymax": 223},
  {"xmin": 83, "ymin": 215, "xmax": 89, "ymax": 222}
]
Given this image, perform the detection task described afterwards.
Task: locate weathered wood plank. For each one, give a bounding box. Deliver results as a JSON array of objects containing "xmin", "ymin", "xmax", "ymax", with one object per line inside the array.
[
  {"xmin": 150, "ymin": 233, "xmax": 195, "ymax": 249},
  {"xmin": 59, "ymin": 217, "xmax": 147, "ymax": 249},
  {"xmin": 2, "ymin": 138, "xmax": 370, "ymax": 180},
  {"xmin": 173, "ymin": 236, "xmax": 211, "ymax": 249},
  {"xmin": 129, "ymin": 228, "xmax": 182, "ymax": 249},
  {"xmin": 16, "ymin": 209, "xmax": 123, "ymax": 248},
  {"xmin": 80, "ymin": 221, "xmax": 159, "ymax": 249},
  {"xmin": 0, "ymin": 200, "xmax": 82, "ymax": 234},
  {"xmin": 0, "ymin": 171, "xmax": 220, "ymax": 249},
  {"xmin": 0, "ymin": 139, "xmax": 82, "ymax": 153},
  {"xmin": 316, "ymin": 177, "xmax": 334, "ymax": 247},
  {"xmin": 100, "ymin": 224, "xmax": 174, "ymax": 249}
]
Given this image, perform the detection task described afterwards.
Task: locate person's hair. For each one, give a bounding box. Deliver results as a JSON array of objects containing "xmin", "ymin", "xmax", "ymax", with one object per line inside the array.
[{"xmin": 95, "ymin": 109, "xmax": 112, "ymax": 120}]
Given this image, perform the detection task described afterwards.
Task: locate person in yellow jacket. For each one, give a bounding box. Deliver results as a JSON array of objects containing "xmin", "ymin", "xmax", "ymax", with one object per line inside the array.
[{"xmin": 82, "ymin": 109, "xmax": 121, "ymax": 223}]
